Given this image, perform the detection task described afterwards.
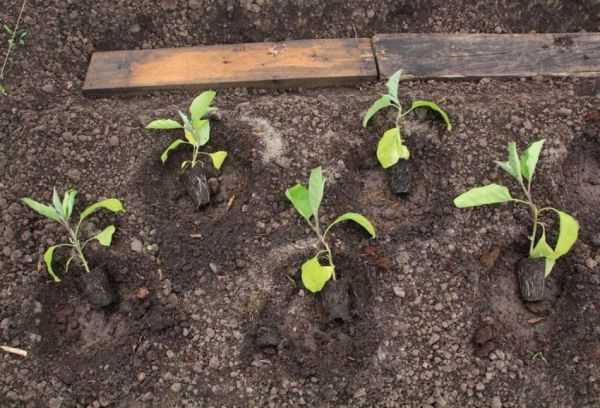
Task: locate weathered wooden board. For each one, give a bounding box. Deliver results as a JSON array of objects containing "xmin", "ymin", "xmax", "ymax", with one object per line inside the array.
[
  {"xmin": 373, "ymin": 33, "xmax": 600, "ymax": 80},
  {"xmin": 83, "ymin": 39, "xmax": 377, "ymax": 96}
]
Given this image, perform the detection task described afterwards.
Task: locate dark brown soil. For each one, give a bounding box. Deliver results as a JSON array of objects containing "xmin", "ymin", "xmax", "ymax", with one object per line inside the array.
[{"xmin": 1, "ymin": 1, "xmax": 600, "ymax": 407}]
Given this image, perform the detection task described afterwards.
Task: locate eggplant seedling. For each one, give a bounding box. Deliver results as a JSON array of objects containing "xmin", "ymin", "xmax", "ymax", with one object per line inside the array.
[
  {"xmin": 22, "ymin": 189, "xmax": 124, "ymax": 283},
  {"xmin": 454, "ymin": 140, "xmax": 579, "ymax": 301},
  {"xmin": 146, "ymin": 90, "xmax": 228, "ymax": 172},
  {"xmin": 286, "ymin": 167, "xmax": 376, "ymax": 293},
  {"xmin": 362, "ymin": 69, "xmax": 452, "ymax": 169}
]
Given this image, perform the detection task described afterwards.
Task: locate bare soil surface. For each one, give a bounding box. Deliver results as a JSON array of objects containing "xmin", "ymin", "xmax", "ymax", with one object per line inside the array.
[{"xmin": 1, "ymin": 1, "xmax": 600, "ymax": 407}]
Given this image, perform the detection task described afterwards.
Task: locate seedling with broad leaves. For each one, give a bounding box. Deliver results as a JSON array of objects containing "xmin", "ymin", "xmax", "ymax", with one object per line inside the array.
[
  {"xmin": 146, "ymin": 90, "xmax": 228, "ymax": 171},
  {"xmin": 22, "ymin": 189, "xmax": 124, "ymax": 282},
  {"xmin": 362, "ymin": 69, "xmax": 452, "ymax": 168},
  {"xmin": 286, "ymin": 167, "xmax": 376, "ymax": 293},
  {"xmin": 454, "ymin": 139, "xmax": 579, "ymax": 277}
]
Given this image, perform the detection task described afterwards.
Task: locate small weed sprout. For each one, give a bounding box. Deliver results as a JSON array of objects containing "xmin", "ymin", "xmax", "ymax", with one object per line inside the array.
[
  {"xmin": 454, "ymin": 140, "xmax": 579, "ymax": 276},
  {"xmin": 362, "ymin": 69, "xmax": 452, "ymax": 168},
  {"xmin": 0, "ymin": 0, "xmax": 27, "ymax": 96},
  {"xmin": 286, "ymin": 167, "xmax": 376, "ymax": 293},
  {"xmin": 146, "ymin": 90, "xmax": 228, "ymax": 171},
  {"xmin": 22, "ymin": 189, "xmax": 124, "ymax": 282}
]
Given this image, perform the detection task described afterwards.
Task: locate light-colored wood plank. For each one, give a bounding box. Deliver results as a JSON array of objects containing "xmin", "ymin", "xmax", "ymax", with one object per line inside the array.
[
  {"xmin": 374, "ymin": 33, "xmax": 600, "ymax": 80},
  {"xmin": 83, "ymin": 39, "xmax": 377, "ymax": 96}
]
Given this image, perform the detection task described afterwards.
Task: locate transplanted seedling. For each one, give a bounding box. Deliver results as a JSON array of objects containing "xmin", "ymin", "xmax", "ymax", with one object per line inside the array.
[
  {"xmin": 22, "ymin": 189, "xmax": 124, "ymax": 282},
  {"xmin": 146, "ymin": 90, "xmax": 228, "ymax": 171},
  {"xmin": 286, "ymin": 167, "xmax": 376, "ymax": 293},
  {"xmin": 362, "ymin": 69, "xmax": 452, "ymax": 168},
  {"xmin": 454, "ymin": 140, "xmax": 579, "ymax": 288}
]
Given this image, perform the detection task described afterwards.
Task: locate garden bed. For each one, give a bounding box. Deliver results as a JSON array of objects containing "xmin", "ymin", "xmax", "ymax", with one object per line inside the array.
[{"xmin": 1, "ymin": 1, "xmax": 600, "ymax": 407}]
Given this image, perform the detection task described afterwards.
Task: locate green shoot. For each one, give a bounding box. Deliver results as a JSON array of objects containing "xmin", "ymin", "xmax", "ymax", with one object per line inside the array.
[
  {"xmin": 0, "ymin": 0, "xmax": 27, "ymax": 92},
  {"xmin": 146, "ymin": 90, "xmax": 228, "ymax": 172},
  {"xmin": 286, "ymin": 167, "xmax": 376, "ymax": 293},
  {"xmin": 363, "ymin": 69, "xmax": 452, "ymax": 168},
  {"xmin": 22, "ymin": 189, "xmax": 124, "ymax": 282},
  {"xmin": 454, "ymin": 140, "xmax": 579, "ymax": 277}
]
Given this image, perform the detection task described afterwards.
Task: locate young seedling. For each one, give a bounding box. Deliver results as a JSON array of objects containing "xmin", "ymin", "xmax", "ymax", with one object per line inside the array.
[
  {"xmin": 286, "ymin": 167, "xmax": 376, "ymax": 293},
  {"xmin": 454, "ymin": 140, "xmax": 579, "ymax": 297},
  {"xmin": 146, "ymin": 90, "xmax": 228, "ymax": 172},
  {"xmin": 22, "ymin": 189, "xmax": 124, "ymax": 283},
  {"xmin": 362, "ymin": 69, "xmax": 452, "ymax": 168},
  {"xmin": 0, "ymin": 0, "xmax": 27, "ymax": 96}
]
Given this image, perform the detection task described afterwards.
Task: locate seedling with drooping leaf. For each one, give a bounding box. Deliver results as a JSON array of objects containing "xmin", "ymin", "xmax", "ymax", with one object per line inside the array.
[
  {"xmin": 454, "ymin": 139, "xmax": 579, "ymax": 277},
  {"xmin": 286, "ymin": 167, "xmax": 376, "ymax": 293},
  {"xmin": 362, "ymin": 69, "xmax": 452, "ymax": 168},
  {"xmin": 22, "ymin": 189, "xmax": 124, "ymax": 282},
  {"xmin": 146, "ymin": 90, "xmax": 228, "ymax": 171}
]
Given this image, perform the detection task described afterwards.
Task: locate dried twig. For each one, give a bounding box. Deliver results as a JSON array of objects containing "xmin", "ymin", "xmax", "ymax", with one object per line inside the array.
[
  {"xmin": 1, "ymin": 0, "xmax": 27, "ymax": 81},
  {"xmin": 1, "ymin": 345, "xmax": 28, "ymax": 357}
]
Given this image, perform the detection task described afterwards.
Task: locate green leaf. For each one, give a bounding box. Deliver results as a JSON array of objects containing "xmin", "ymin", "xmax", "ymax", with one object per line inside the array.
[
  {"xmin": 21, "ymin": 198, "xmax": 61, "ymax": 222},
  {"xmin": 301, "ymin": 257, "xmax": 334, "ymax": 293},
  {"xmin": 377, "ymin": 127, "xmax": 409, "ymax": 168},
  {"xmin": 325, "ymin": 212, "xmax": 376, "ymax": 239},
  {"xmin": 52, "ymin": 188, "xmax": 64, "ymax": 217},
  {"xmin": 520, "ymin": 139, "xmax": 545, "ymax": 181},
  {"xmin": 552, "ymin": 209, "xmax": 579, "ymax": 258},
  {"xmin": 308, "ymin": 167, "xmax": 325, "ymax": 218},
  {"xmin": 506, "ymin": 142, "xmax": 523, "ymax": 182},
  {"xmin": 43, "ymin": 245, "xmax": 62, "ymax": 282},
  {"xmin": 409, "ymin": 100, "xmax": 452, "ymax": 131},
  {"xmin": 385, "ymin": 69, "xmax": 402, "ymax": 103},
  {"xmin": 285, "ymin": 184, "xmax": 312, "ymax": 221},
  {"xmin": 192, "ymin": 120, "xmax": 210, "ymax": 146},
  {"xmin": 190, "ymin": 90, "xmax": 216, "ymax": 121},
  {"xmin": 362, "ymin": 95, "xmax": 394, "ymax": 128},
  {"xmin": 146, "ymin": 119, "xmax": 182, "ymax": 130},
  {"xmin": 544, "ymin": 258, "xmax": 556, "ymax": 278},
  {"xmin": 161, "ymin": 139, "xmax": 187, "ymax": 163},
  {"xmin": 178, "ymin": 111, "xmax": 192, "ymax": 131},
  {"xmin": 184, "ymin": 130, "xmax": 195, "ymax": 144},
  {"xmin": 453, "ymin": 184, "xmax": 513, "ymax": 208},
  {"xmin": 62, "ymin": 189, "xmax": 77, "ymax": 220},
  {"xmin": 80, "ymin": 198, "xmax": 124, "ymax": 222},
  {"xmin": 531, "ymin": 226, "xmax": 556, "ymax": 259},
  {"xmin": 208, "ymin": 151, "xmax": 227, "ymax": 170},
  {"xmin": 94, "ymin": 225, "xmax": 116, "ymax": 247},
  {"xmin": 0, "ymin": 84, "xmax": 6, "ymax": 96}
]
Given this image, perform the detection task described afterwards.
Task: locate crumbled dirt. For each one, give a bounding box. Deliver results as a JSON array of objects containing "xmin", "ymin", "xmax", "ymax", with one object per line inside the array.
[{"xmin": 1, "ymin": 1, "xmax": 600, "ymax": 407}]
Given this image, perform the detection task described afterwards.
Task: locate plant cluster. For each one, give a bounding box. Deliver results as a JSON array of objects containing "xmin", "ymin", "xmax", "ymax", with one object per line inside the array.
[
  {"xmin": 362, "ymin": 69, "xmax": 452, "ymax": 168},
  {"xmin": 22, "ymin": 189, "xmax": 124, "ymax": 282},
  {"xmin": 286, "ymin": 167, "xmax": 376, "ymax": 293},
  {"xmin": 454, "ymin": 140, "xmax": 579, "ymax": 276}
]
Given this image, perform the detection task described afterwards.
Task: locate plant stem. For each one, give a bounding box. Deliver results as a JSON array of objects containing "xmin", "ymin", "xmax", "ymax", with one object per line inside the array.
[
  {"xmin": 0, "ymin": 0, "xmax": 26, "ymax": 81},
  {"xmin": 529, "ymin": 206, "xmax": 539, "ymax": 256},
  {"xmin": 308, "ymin": 222, "xmax": 336, "ymax": 280},
  {"xmin": 63, "ymin": 220, "xmax": 91, "ymax": 273}
]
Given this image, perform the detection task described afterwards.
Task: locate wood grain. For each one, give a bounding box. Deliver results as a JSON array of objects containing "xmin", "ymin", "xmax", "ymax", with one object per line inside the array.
[
  {"xmin": 83, "ymin": 39, "xmax": 377, "ymax": 96},
  {"xmin": 373, "ymin": 33, "xmax": 600, "ymax": 80}
]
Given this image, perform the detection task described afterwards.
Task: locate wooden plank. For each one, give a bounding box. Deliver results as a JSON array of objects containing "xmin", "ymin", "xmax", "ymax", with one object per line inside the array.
[
  {"xmin": 83, "ymin": 39, "xmax": 377, "ymax": 96},
  {"xmin": 373, "ymin": 33, "xmax": 600, "ymax": 80}
]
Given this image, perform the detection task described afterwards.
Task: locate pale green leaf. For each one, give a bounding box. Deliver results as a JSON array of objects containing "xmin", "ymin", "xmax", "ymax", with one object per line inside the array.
[
  {"xmin": 94, "ymin": 225, "xmax": 116, "ymax": 247},
  {"xmin": 80, "ymin": 198, "xmax": 124, "ymax": 222},
  {"xmin": 507, "ymin": 142, "xmax": 523, "ymax": 183},
  {"xmin": 363, "ymin": 95, "xmax": 394, "ymax": 128},
  {"xmin": 44, "ymin": 245, "xmax": 62, "ymax": 282},
  {"xmin": 385, "ymin": 69, "xmax": 402, "ymax": 103},
  {"xmin": 52, "ymin": 188, "xmax": 64, "ymax": 217},
  {"xmin": 544, "ymin": 258, "xmax": 556, "ymax": 278},
  {"xmin": 531, "ymin": 227, "xmax": 556, "ymax": 259},
  {"xmin": 494, "ymin": 160, "xmax": 517, "ymax": 179},
  {"xmin": 190, "ymin": 90, "xmax": 216, "ymax": 121},
  {"xmin": 453, "ymin": 184, "xmax": 513, "ymax": 208},
  {"xmin": 178, "ymin": 111, "xmax": 193, "ymax": 131},
  {"xmin": 552, "ymin": 209, "xmax": 579, "ymax": 258},
  {"xmin": 409, "ymin": 100, "xmax": 452, "ymax": 131},
  {"xmin": 146, "ymin": 119, "xmax": 182, "ymax": 130},
  {"xmin": 62, "ymin": 189, "xmax": 77, "ymax": 220},
  {"xmin": 193, "ymin": 120, "xmax": 210, "ymax": 146},
  {"xmin": 184, "ymin": 130, "xmax": 195, "ymax": 144},
  {"xmin": 161, "ymin": 139, "xmax": 188, "ymax": 163},
  {"xmin": 301, "ymin": 257, "xmax": 334, "ymax": 293},
  {"xmin": 308, "ymin": 167, "xmax": 325, "ymax": 217},
  {"xmin": 285, "ymin": 184, "xmax": 312, "ymax": 221},
  {"xmin": 21, "ymin": 198, "xmax": 61, "ymax": 221},
  {"xmin": 520, "ymin": 139, "xmax": 545, "ymax": 181},
  {"xmin": 377, "ymin": 127, "xmax": 409, "ymax": 169},
  {"xmin": 325, "ymin": 212, "xmax": 376, "ymax": 239},
  {"xmin": 209, "ymin": 151, "xmax": 228, "ymax": 170}
]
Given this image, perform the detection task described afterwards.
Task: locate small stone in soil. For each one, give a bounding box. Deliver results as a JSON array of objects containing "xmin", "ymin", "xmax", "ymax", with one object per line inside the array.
[{"xmin": 388, "ymin": 160, "xmax": 411, "ymax": 195}]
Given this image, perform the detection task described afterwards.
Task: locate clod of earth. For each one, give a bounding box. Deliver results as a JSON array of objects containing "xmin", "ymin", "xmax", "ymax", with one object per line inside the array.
[
  {"xmin": 517, "ymin": 257, "xmax": 546, "ymax": 303},
  {"xmin": 388, "ymin": 159, "xmax": 411, "ymax": 195},
  {"xmin": 80, "ymin": 266, "xmax": 117, "ymax": 308},
  {"xmin": 320, "ymin": 278, "xmax": 352, "ymax": 322},
  {"xmin": 182, "ymin": 165, "xmax": 211, "ymax": 208}
]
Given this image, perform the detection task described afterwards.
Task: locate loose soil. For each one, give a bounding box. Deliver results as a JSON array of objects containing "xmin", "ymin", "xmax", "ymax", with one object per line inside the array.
[{"xmin": 1, "ymin": 1, "xmax": 600, "ymax": 407}]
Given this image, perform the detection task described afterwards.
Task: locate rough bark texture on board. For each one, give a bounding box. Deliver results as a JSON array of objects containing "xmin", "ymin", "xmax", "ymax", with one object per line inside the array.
[
  {"xmin": 373, "ymin": 33, "xmax": 600, "ymax": 80},
  {"xmin": 83, "ymin": 38, "xmax": 377, "ymax": 96}
]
